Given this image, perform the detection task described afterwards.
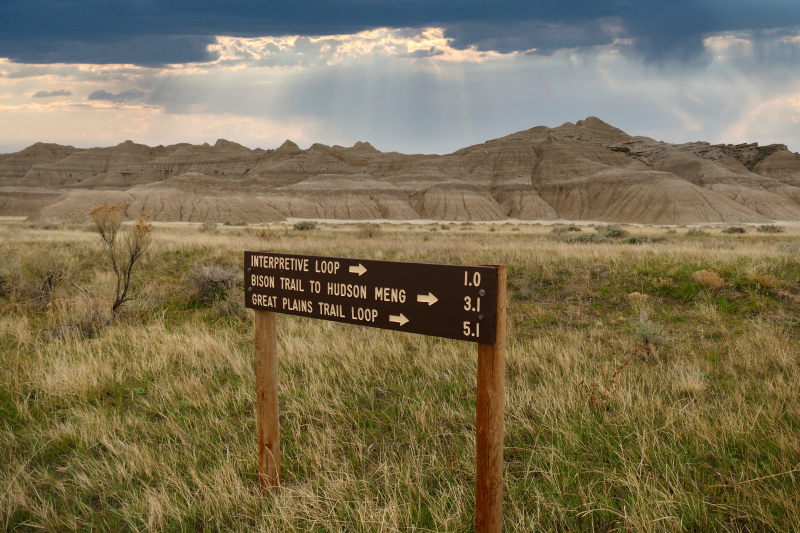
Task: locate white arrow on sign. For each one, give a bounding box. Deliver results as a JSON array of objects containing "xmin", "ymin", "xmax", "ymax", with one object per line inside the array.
[
  {"xmin": 349, "ymin": 263, "xmax": 367, "ymax": 276},
  {"xmin": 389, "ymin": 314, "xmax": 409, "ymax": 326},
  {"xmin": 416, "ymin": 292, "xmax": 439, "ymax": 306}
]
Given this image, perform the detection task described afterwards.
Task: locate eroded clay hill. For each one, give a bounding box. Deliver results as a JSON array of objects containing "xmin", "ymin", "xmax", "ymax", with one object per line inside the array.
[{"xmin": 2, "ymin": 117, "xmax": 800, "ymax": 224}]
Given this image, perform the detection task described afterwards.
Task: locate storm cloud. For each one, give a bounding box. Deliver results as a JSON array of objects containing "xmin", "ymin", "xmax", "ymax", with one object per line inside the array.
[
  {"xmin": 1, "ymin": 1, "xmax": 799, "ymax": 65},
  {"xmin": 32, "ymin": 89, "xmax": 72, "ymax": 98},
  {"xmin": 88, "ymin": 89, "xmax": 146, "ymax": 102},
  {"xmin": 0, "ymin": 4, "xmax": 799, "ymax": 158}
]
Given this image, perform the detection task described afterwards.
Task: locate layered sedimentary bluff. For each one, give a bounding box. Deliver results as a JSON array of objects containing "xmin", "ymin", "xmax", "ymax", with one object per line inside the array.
[{"xmin": 2, "ymin": 117, "xmax": 800, "ymax": 225}]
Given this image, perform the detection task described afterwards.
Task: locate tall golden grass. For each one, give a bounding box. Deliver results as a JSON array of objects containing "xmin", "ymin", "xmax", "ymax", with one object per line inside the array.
[{"xmin": 1, "ymin": 221, "xmax": 799, "ymax": 531}]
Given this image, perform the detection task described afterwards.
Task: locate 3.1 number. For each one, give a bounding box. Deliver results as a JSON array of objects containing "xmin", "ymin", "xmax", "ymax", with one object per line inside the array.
[
  {"xmin": 464, "ymin": 271, "xmax": 481, "ymax": 287},
  {"xmin": 463, "ymin": 321, "xmax": 480, "ymax": 337},
  {"xmin": 464, "ymin": 296, "xmax": 481, "ymax": 312}
]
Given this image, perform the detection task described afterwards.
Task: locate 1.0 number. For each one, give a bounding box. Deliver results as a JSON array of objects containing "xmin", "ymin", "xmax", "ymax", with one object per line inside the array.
[{"xmin": 464, "ymin": 271, "xmax": 481, "ymax": 287}]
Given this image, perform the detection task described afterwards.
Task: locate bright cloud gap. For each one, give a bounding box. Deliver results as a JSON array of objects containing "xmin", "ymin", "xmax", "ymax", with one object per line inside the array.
[{"xmin": 0, "ymin": 27, "xmax": 799, "ymax": 155}]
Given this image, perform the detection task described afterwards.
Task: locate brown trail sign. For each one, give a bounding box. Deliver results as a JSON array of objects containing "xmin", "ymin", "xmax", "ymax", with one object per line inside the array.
[
  {"xmin": 245, "ymin": 251, "xmax": 506, "ymax": 533},
  {"xmin": 245, "ymin": 251, "xmax": 499, "ymax": 343}
]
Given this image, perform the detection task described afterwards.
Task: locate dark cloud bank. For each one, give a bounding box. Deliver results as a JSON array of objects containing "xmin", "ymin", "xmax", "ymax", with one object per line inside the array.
[
  {"xmin": 32, "ymin": 89, "xmax": 72, "ymax": 98},
  {"xmin": 88, "ymin": 89, "xmax": 146, "ymax": 102},
  {"xmin": 1, "ymin": 0, "xmax": 799, "ymax": 66}
]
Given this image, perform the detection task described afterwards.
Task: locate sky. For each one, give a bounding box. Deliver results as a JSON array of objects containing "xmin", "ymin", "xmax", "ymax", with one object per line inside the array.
[{"xmin": 1, "ymin": 1, "xmax": 799, "ymax": 155}]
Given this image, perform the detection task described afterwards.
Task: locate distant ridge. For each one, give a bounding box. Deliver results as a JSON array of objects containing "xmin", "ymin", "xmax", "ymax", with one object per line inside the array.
[{"xmin": 2, "ymin": 118, "xmax": 799, "ymax": 224}]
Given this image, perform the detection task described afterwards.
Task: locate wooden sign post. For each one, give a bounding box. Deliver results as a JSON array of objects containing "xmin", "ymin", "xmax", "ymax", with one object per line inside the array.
[
  {"xmin": 246, "ymin": 252, "xmax": 506, "ymax": 531},
  {"xmin": 254, "ymin": 309, "xmax": 280, "ymax": 489},
  {"xmin": 475, "ymin": 265, "xmax": 506, "ymax": 533}
]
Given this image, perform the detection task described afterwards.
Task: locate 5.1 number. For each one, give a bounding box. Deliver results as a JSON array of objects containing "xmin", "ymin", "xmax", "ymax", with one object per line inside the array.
[{"xmin": 463, "ymin": 321, "xmax": 480, "ymax": 337}]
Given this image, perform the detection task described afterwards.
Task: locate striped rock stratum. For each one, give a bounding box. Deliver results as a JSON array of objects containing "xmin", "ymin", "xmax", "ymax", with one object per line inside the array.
[{"xmin": 2, "ymin": 117, "xmax": 799, "ymax": 225}]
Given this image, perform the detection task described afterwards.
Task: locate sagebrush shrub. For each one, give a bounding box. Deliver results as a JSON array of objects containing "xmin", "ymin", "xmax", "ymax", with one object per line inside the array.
[
  {"xmin": 625, "ymin": 235, "xmax": 666, "ymax": 244},
  {"xmin": 2, "ymin": 250, "xmax": 73, "ymax": 309},
  {"xmin": 570, "ymin": 233, "xmax": 608, "ymax": 244},
  {"xmin": 757, "ymin": 224, "xmax": 785, "ymax": 234},
  {"xmin": 188, "ymin": 264, "xmax": 239, "ymax": 300},
  {"xmin": 597, "ymin": 225, "xmax": 628, "ymax": 238},
  {"xmin": 551, "ymin": 225, "xmax": 581, "ymax": 234},
  {"xmin": 23, "ymin": 250, "xmax": 73, "ymax": 299},
  {"xmin": 293, "ymin": 221, "xmax": 316, "ymax": 231},
  {"xmin": 635, "ymin": 310, "xmax": 669, "ymax": 348},
  {"xmin": 356, "ymin": 223, "xmax": 382, "ymax": 239},
  {"xmin": 721, "ymin": 226, "xmax": 746, "ymax": 234}
]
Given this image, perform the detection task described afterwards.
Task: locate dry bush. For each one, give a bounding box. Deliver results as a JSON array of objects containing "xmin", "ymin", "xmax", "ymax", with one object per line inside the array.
[
  {"xmin": 758, "ymin": 274, "xmax": 780, "ymax": 289},
  {"xmin": 634, "ymin": 306, "xmax": 669, "ymax": 349},
  {"xmin": 550, "ymin": 225, "xmax": 581, "ymax": 234},
  {"xmin": 626, "ymin": 292, "xmax": 650, "ymax": 305},
  {"xmin": 293, "ymin": 220, "xmax": 317, "ymax": 231},
  {"xmin": 188, "ymin": 264, "xmax": 239, "ymax": 300},
  {"xmin": 625, "ymin": 234, "xmax": 666, "ymax": 244},
  {"xmin": 23, "ymin": 250, "xmax": 73, "ymax": 299},
  {"xmin": 356, "ymin": 223, "xmax": 382, "ymax": 239},
  {"xmin": 1, "ymin": 251, "xmax": 73, "ymax": 309},
  {"xmin": 597, "ymin": 225, "xmax": 628, "ymax": 238},
  {"xmin": 569, "ymin": 233, "xmax": 608, "ymax": 244},
  {"xmin": 686, "ymin": 228, "xmax": 711, "ymax": 236},
  {"xmin": 757, "ymin": 224, "xmax": 785, "ymax": 234},
  {"xmin": 721, "ymin": 226, "xmax": 746, "ymax": 234},
  {"xmin": 89, "ymin": 204, "xmax": 153, "ymax": 313},
  {"xmin": 692, "ymin": 269, "xmax": 724, "ymax": 289}
]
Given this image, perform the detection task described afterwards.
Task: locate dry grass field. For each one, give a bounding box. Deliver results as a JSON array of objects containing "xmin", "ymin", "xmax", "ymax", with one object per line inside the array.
[{"xmin": 1, "ymin": 220, "xmax": 800, "ymax": 532}]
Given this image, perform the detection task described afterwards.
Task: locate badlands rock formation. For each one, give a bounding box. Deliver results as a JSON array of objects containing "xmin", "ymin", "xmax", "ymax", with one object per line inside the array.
[{"xmin": 2, "ymin": 117, "xmax": 800, "ymax": 224}]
